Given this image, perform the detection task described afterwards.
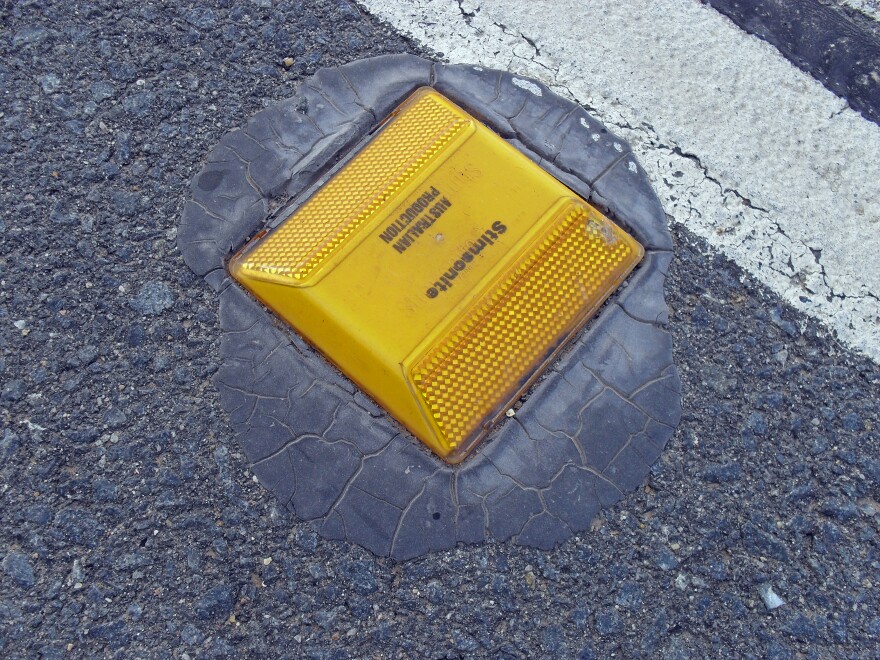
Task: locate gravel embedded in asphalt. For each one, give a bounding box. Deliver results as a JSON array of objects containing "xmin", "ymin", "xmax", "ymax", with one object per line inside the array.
[{"xmin": 1, "ymin": 1, "xmax": 878, "ymax": 657}]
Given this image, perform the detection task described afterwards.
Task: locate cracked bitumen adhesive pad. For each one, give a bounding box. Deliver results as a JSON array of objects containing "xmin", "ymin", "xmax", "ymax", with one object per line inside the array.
[
  {"xmin": 178, "ymin": 54, "xmax": 681, "ymax": 560},
  {"xmin": 1, "ymin": 2, "xmax": 879, "ymax": 657}
]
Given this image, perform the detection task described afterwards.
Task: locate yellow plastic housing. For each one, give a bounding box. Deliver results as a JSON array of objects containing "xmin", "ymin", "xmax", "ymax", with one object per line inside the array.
[{"xmin": 229, "ymin": 88, "xmax": 643, "ymax": 464}]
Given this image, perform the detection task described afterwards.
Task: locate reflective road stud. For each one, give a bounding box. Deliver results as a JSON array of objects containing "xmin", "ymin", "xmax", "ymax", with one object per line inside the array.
[
  {"xmin": 229, "ymin": 88, "xmax": 643, "ymax": 463},
  {"xmin": 181, "ymin": 56, "xmax": 681, "ymax": 557}
]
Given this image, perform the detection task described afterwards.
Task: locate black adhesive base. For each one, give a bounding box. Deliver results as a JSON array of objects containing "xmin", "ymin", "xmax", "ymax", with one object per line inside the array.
[{"xmin": 179, "ymin": 55, "xmax": 681, "ymax": 559}]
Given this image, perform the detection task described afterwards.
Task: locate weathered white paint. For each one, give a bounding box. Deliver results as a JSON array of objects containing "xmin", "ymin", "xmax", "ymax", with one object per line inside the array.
[
  {"xmin": 359, "ymin": 0, "xmax": 880, "ymax": 362},
  {"xmin": 842, "ymin": 0, "xmax": 880, "ymax": 21}
]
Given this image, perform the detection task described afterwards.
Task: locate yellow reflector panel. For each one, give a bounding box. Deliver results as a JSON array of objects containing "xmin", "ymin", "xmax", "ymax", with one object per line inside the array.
[{"xmin": 229, "ymin": 88, "xmax": 644, "ymax": 464}]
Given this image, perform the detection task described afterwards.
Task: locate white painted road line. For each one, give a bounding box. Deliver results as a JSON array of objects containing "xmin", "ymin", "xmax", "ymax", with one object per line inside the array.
[
  {"xmin": 843, "ymin": 0, "xmax": 880, "ymax": 21},
  {"xmin": 358, "ymin": 0, "xmax": 880, "ymax": 362}
]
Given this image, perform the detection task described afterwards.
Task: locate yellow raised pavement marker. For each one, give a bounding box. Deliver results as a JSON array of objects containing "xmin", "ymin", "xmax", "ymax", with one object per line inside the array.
[{"xmin": 229, "ymin": 88, "xmax": 643, "ymax": 463}]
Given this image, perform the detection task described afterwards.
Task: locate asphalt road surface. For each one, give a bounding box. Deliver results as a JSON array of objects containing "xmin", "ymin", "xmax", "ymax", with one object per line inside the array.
[{"xmin": 1, "ymin": 1, "xmax": 878, "ymax": 658}]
